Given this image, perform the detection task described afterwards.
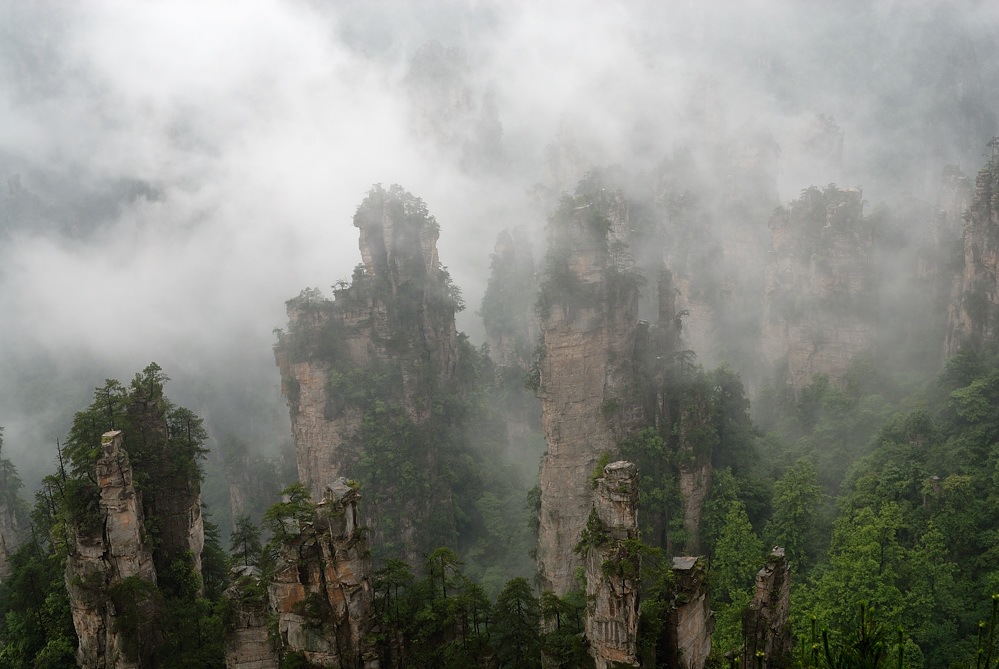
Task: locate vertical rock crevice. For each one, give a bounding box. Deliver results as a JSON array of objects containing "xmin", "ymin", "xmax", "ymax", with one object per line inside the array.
[
  {"xmin": 582, "ymin": 461, "xmax": 641, "ymax": 669},
  {"xmin": 267, "ymin": 478, "xmax": 379, "ymax": 669},
  {"xmin": 66, "ymin": 430, "xmax": 158, "ymax": 669},
  {"xmin": 274, "ymin": 185, "xmax": 462, "ymax": 560},
  {"xmin": 741, "ymin": 547, "xmax": 792, "ymax": 669},
  {"xmin": 535, "ymin": 190, "xmax": 645, "ymax": 595},
  {"xmin": 946, "ymin": 160, "xmax": 999, "ymax": 354}
]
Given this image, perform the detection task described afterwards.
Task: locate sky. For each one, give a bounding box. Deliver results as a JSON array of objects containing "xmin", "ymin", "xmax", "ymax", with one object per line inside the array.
[{"xmin": 1, "ymin": 0, "xmax": 997, "ymax": 486}]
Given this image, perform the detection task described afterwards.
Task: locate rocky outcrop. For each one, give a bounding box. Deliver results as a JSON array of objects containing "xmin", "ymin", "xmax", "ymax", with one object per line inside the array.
[
  {"xmin": 274, "ymin": 185, "xmax": 461, "ymax": 558},
  {"xmin": 666, "ymin": 557, "xmax": 713, "ymax": 669},
  {"xmin": 742, "ymin": 547, "xmax": 792, "ymax": 669},
  {"xmin": 0, "ymin": 440, "xmax": 24, "ymax": 582},
  {"xmin": 582, "ymin": 461, "xmax": 641, "ymax": 669},
  {"xmin": 535, "ymin": 190, "xmax": 646, "ymax": 594},
  {"xmin": 66, "ymin": 430, "xmax": 158, "ymax": 669},
  {"xmin": 0, "ymin": 501, "xmax": 19, "ymax": 581},
  {"xmin": 674, "ymin": 397, "xmax": 713, "ymax": 556},
  {"xmin": 268, "ymin": 478, "xmax": 379, "ymax": 669},
  {"xmin": 762, "ymin": 186, "xmax": 877, "ymax": 389},
  {"xmin": 225, "ymin": 566, "xmax": 280, "ymax": 669},
  {"xmin": 946, "ymin": 159, "xmax": 999, "ymax": 354}
]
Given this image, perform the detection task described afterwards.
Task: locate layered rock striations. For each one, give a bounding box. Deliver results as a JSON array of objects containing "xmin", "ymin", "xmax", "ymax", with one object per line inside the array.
[
  {"xmin": 762, "ymin": 186, "xmax": 877, "ymax": 389},
  {"xmin": 534, "ymin": 188, "xmax": 648, "ymax": 594},
  {"xmin": 66, "ymin": 430, "xmax": 158, "ymax": 669},
  {"xmin": 224, "ymin": 567, "xmax": 280, "ymax": 669},
  {"xmin": 0, "ymin": 436, "xmax": 25, "ymax": 582},
  {"xmin": 581, "ymin": 461, "xmax": 641, "ymax": 669},
  {"xmin": 274, "ymin": 184, "xmax": 462, "ymax": 558},
  {"xmin": 268, "ymin": 478, "xmax": 378, "ymax": 669},
  {"xmin": 946, "ymin": 158, "xmax": 999, "ymax": 354},
  {"xmin": 741, "ymin": 547, "xmax": 792, "ymax": 669},
  {"xmin": 666, "ymin": 557, "xmax": 713, "ymax": 669},
  {"xmin": 0, "ymin": 499, "xmax": 20, "ymax": 581}
]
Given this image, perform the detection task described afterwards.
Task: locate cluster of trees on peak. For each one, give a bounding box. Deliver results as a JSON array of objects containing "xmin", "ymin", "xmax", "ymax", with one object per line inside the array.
[{"xmin": 7, "ymin": 153, "xmax": 999, "ymax": 669}]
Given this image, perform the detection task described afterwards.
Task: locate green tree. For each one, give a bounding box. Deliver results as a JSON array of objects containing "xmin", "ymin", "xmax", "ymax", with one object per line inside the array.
[
  {"xmin": 263, "ymin": 482, "xmax": 316, "ymax": 543},
  {"xmin": 229, "ymin": 515, "xmax": 263, "ymax": 568},
  {"xmin": 766, "ymin": 459, "xmax": 822, "ymax": 572},
  {"xmin": 492, "ymin": 577, "xmax": 541, "ymax": 669},
  {"xmin": 711, "ymin": 500, "xmax": 765, "ymax": 656}
]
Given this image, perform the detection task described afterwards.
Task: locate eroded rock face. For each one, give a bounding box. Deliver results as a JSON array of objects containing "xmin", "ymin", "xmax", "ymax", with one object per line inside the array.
[
  {"xmin": 946, "ymin": 161, "xmax": 999, "ymax": 354},
  {"xmin": 742, "ymin": 547, "xmax": 792, "ymax": 669},
  {"xmin": 535, "ymin": 192, "xmax": 644, "ymax": 594},
  {"xmin": 0, "ymin": 450, "xmax": 24, "ymax": 582},
  {"xmin": 66, "ymin": 430, "xmax": 157, "ymax": 669},
  {"xmin": 225, "ymin": 566, "xmax": 280, "ymax": 669},
  {"xmin": 0, "ymin": 504, "xmax": 18, "ymax": 581},
  {"xmin": 274, "ymin": 185, "xmax": 460, "ymax": 559},
  {"xmin": 583, "ymin": 461, "xmax": 641, "ymax": 669},
  {"xmin": 268, "ymin": 478, "xmax": 379, "ymax": 669},
  {"xmin": 666, "ymin": 557, "xmax": 713, "ymax": 669},
  {"xmin": 762, "ymin": 186, "xmax": 877, "ymax": 389}
]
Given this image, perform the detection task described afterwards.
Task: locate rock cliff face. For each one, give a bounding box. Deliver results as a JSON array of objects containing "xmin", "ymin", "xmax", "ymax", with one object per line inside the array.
[
  {"xmin": 66, "ymin": 430, "xmax": 158, "ymax": 669},
  {"xmin": 666, "ymin": 557, "xmax": 713, "ymax": 669},
  {"xmin": 763, "ymin": 186, "xmax": 877, "ymax": 389},
  {"xmin": 274, "ymin": 185, "xmax": 461, "ymax": 558},
  {"xmin": 582, "ymin": 461, "xmax": 641, "ymax": 669},
  {"xmin": 225, "ymin": 567, "xmax": 280, "ymax": 669},
  {"xmin": 0, "ymin": 502, "xmax": 19, "ymax": 581},
  {"xmin": 535, "ymin": 190, "xmax": 647, "ymax": 594},
  {"xmin": 742, "ymin": 548, "xmax": 792, "ymax": 669},
  {"xmin": 673, "ymin": 395, "xmax": 713, "ymax": 556},
  {"xmin": 946, "ymin": 160, "xmax": 999, "ymax": 354},
  {"xmin": 268, "ymin": 479, "xmax": 379, "ymax": 669},
  {"xmin": 0, "ymin": 442, "xmax": 24, "ymax": 582}
]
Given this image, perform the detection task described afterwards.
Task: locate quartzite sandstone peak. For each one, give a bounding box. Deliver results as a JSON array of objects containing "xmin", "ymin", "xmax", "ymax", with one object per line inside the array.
[
  {"xmin": 947, "ymin": 158, "xmax": 999, "ymax": 354},
  {"xmin": 741, "ymin": 547, "xmax": 792, "ymax": 669},
  {"xmin": 762, "ymin": 185, "xmax": 876, "ymax": 389},
  {"xmin": 275, "ymin": 184, "xmax": 461, "ymax": 558},
  {"xmin": 0, "ymin": 439, "xmax": 23, "ymax": 582},
  {"xmin": 66, "ymin": 430, "xmax": 158, "ymax": 669},
  {"xmin": 268, "ymin": 478, "xmax": 379, "ymax": 669},
  {"xmin": 535, "ymin": 188, "xmax": 646, "ymax": 595},
  {"xmin": 582, "ymin": 461, "xmax": 641, "ymax": 669},
  {"xmin": 534, "ymin": 184, "xmax": 686, "ymax": 594}
]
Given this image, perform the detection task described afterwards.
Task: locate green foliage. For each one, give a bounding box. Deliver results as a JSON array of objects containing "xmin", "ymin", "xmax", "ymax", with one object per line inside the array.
[
  {"xmin": 765, "ymin": 459, "xmax": 822, "ymax": 571},
  {"xmin": 710, "ymin": 501, "xmax": 765, "ymax": 656},
  {"xmin": 0, "ymin": 538, "xmax": 76, "ymax": 669},
  {"xmin": 589, "ymin": 452, "xmax": 612, "ymax": 487},
  {"xmin": 539, "ymin": 589, "xmax": 586, "ymax": 663},
  {"xmin": 574, "ymin": 508, "xmax": 608, "ymax": 553},
  {"xmin": 230, "ymin": 513, "xmax": 264, "ymax": 568},
  {"xmin": 263, "ymin": 483, "xmax": 316, "ymax": 544},
  {"xmin": 370, "ymin": 548, "xmax": 493, "ymax": 668},
  {"xmin": 492, "ymin": 577, "xmax": 542, "ymax": 669},
  {"xmin": 10, "ymin": 365, "xmax": 226, "ymax": 669}
]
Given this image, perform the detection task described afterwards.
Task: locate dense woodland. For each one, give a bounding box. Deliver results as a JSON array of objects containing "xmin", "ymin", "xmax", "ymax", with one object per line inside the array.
[
  {"xmin": 4, "ymin": 164, "xmax": 999, "ymax": 667},
  {"xmin": 4, "ymin": 3, "xmax": 999, "ymax": 669}
]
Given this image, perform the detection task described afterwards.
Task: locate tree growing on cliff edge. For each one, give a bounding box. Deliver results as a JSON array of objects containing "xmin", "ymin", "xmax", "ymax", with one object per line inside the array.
[{"xmin": 0, "ymin": 365, "xmax": 230, "ymax": 669}]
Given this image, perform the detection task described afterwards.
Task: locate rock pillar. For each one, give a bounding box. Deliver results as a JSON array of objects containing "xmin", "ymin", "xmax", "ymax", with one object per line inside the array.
[
  {"xmin": 742, "ymin": 547, "xmax": 792, "ymax": 669},
  {"xmin": 583, "ymin": 461, "xmax": 641, "ymax": 669}
]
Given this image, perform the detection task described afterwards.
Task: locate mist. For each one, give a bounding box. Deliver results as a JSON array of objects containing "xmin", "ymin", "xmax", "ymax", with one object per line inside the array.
[{"xmin": 1, "ymin": 0, "xmax": 996, "ymax": 487}]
